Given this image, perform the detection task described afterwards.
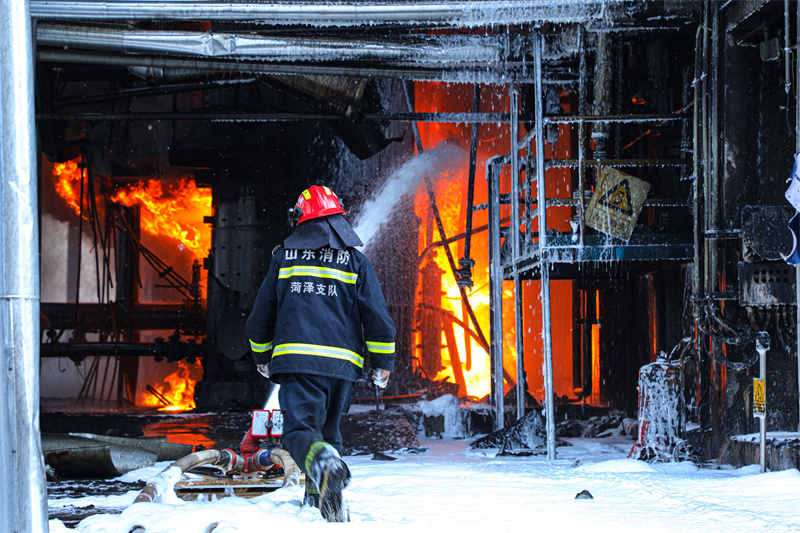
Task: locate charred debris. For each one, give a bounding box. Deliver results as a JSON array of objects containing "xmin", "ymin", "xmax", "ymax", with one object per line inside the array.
[{"xmin": 29, "ymin": 0, "xmax": 800, "ymax": 466}]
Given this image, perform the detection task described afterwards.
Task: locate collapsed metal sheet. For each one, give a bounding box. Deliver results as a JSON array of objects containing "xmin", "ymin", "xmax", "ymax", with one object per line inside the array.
[
  {"xmin": 69, "ymin": 433, "xmax": 194, "ymax": 462},
  {"xmin": 42, "ymin": 434, "xmax": 158, "ymax": 478}
]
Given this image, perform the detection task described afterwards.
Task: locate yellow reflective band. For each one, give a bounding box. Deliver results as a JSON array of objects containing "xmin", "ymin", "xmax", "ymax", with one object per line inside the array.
[
  {"xmin": 323, "ymin": 186, "xmax": 332, "ymax": 195},
  {"xmin": 278, "ymin": 265, "xmax": 357, "ymax": 284},
  {"xmin": 302, "ymin": 190, "xmax": 312, "ymax": 200},
  {"xmin": 273, "ymin": 343, "xmax": 364, "ymax": 368},
  {"xmin": 366, "ymin": 341, "xmax": 395, "ymax": 353},
  {"xmin": 250, "ymin": 339, "xmax": 273, "ymax": 353}
]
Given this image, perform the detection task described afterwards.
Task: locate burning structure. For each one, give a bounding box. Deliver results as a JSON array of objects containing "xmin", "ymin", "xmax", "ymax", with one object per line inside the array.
[{"xmin": 15, "ymin": 0, "xmax": 800, "ymax": 466}]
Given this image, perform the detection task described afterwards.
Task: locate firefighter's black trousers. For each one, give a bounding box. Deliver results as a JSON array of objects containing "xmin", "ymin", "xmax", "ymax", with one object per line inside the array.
[{"xmin": 277, "ymin": 373, "xmax": 353, "ymax": 473}]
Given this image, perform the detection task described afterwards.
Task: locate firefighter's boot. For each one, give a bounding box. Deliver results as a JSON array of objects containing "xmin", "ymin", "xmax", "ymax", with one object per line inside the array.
[
  {"xmin": 306, "ymin": 442, "xmax": 351, "ymax": 522},
  {"xmin": 303, "ymin": 479, "xmax": 320, "ymax": 509}
]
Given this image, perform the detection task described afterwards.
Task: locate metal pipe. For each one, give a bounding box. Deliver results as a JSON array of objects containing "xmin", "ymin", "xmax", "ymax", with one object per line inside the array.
[
  {"xmin": 37, "ymin": 48, "xmax": 463, "ymax": 82},
  {"xmin": 42, "ymin": 302, "xmax": 200, "ymax": 330},
  {"xmin": 30, "ymin": 1, "xmax": 633, "ymax": 26},
  {"xmin": 709, "ymin": 2, "xmax": 721, "ymax": 294},
  {"xmin": 578, "ymin": 119, "xmax": 586, "ymax": 246},
  {"xmin": 510, "ymin": 86, "xmax": 526, "ymax": 420},
  {"xmin": 692, "ymin": 24, "xmax": 703, "ymax": 324},
  {"xmin": 534, "ymin": 32, "xmax": 556, "ymax": 461},
  {"xmin": 785, "ymin": 0, "xmax": 791, "ymax": 94},
  {"xmin": 591, "ymin": 31, "xmax": 611, "ymax": 159},
  {"xmin": 37, "ymin": 109, "xmax": 685, "ymax": 125},
  {"xmin": 40, "ymin": 342, "xmax": 203, "ymax": 359},
  {"xmin": 459, "ymin": 84, "xmax": 481, "ymax": 288},
  {"xmin": 37, "ymin": 24, "xmax": 504, "ymax": 65},
  {"xmin": 511, "ymin": 87, "xmax": 521, "ymax": 270},
  {"xmin": 756, "ymin": 332, "xmax": 769, "ymax": 473},
  {"xmin": 0, "ymin": 0, "xmax": 49, "ymax": 530},
  {"xmin": 488, "ymin": 157, "xmax": 505, "ymax": 431},
  {"xmin": 795, "ymin": 0, "xmax": 800, "ymax": 435}
]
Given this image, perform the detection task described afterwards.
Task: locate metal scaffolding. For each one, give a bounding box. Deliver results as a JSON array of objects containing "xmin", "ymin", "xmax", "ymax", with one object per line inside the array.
[{"xmin": 485, "ymin": 28, "xmax": 694, "ymax": 459}]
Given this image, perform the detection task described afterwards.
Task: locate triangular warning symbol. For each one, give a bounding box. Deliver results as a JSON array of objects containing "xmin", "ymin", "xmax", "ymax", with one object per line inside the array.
[{"xmin": 598, "ymin": 179, "xmax": 633, "ymax": 216}]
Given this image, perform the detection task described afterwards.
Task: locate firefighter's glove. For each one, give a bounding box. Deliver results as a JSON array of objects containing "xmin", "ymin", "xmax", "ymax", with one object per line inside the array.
[
  {"xmin": 257, "ymin": 364, "xmax": 271, "ymax": 379},
  {"xmin": 372, "ymin": 368, "xmax": 390, "ymax": 389}
]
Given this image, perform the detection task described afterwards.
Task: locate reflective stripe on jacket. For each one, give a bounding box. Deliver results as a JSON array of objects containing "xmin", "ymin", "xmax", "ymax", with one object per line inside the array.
[{"xmin": 246, "ymin": 245, "xmax": 396, "ymax": 381}]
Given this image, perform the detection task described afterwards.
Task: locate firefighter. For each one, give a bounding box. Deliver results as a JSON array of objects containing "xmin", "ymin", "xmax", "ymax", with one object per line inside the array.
[{"xmin": 246, "ymin": 185, "xmax": 396, "ymax": 522}]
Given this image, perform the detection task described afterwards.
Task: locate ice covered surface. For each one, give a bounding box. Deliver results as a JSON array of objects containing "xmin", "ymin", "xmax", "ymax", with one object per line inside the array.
[
  {"xmin": 416, "ymin": 394, "xmax": 466, "ymax": 439},
  {"xmin": 732, "ymin": 431, "xmax": 800, "ymax": 443},
  {"xmin": 49, "ymin": 436, "xmax": 800, "ymax": 532}
]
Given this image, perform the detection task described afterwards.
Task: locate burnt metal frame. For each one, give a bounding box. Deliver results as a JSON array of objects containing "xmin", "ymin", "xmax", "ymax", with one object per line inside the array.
[{"xmin": 485, "ymin": 29, "xmax": 696, "ymax": 458}]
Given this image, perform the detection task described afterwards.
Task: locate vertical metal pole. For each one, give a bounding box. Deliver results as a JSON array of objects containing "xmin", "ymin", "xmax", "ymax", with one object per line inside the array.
[
  {"xmin": 510, "ymin": 86, "xmax": 526, "ymax": 420},
  {"xmin": 0, "ymin": 0, "xmax": 49, "ymax": 530},
  {"xmin": 795, "ymin": 0, "xmax": 800, "ymax": 435},
  {"xmin": 693, "ymin": 23, "xmax": 703, "ymax": 331},
  {"xmin": 461, "ymin": 84, "xmax": 481, "ymax": 275},
  {"xmin": 756, "ymin": 332, "xmax": 770, "ymax": 473},
  {"xmin": 535, "ymin": 31, "xmax": 556, "ymax": 460},
  {"xmin": 511, "ymin": 87, "xmax": 521, "ymax": 263},
  {"xmin": 488, "ymin": 159, "xmax": 505, "ymax": 431},
  {"xmin": 515, "ymin": 278, "xmax": 526, "ymax": 418}
]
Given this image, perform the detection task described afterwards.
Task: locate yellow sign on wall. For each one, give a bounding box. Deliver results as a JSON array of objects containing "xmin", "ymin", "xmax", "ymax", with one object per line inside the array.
[
  {"xmin": 753, "ymin": 378, "xmax": 766, "ymax": 418},
  {"xmin": 585, "ymin": 167, "xmax": 651, "ymax": 240}
]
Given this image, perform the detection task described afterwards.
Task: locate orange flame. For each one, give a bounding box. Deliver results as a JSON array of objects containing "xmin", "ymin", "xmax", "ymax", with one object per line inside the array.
[
  {"xmin": 53, "ymin": 159, "xmax": 87, "ymax": 215},
  {"xmin": 112, "ymin": 178, "xmax": 212, "ymax": 259},
  {"xmin": 414, "ymin": 174, "xmax": 495, "ymax": 400},
  {"xmin": 142, "ymin": 360, "xmax": 199, "ymax": 412},
  {"xmin": 51, "ymin": 157, "xmax": 212, "ymax": 261}
]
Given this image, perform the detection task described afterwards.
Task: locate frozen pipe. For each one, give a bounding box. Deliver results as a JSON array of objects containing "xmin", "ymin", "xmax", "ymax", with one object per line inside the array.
[
  {"xmin": 534, "ymin": 32, "xmax": 557, "ymax": 461},
  {"xmin": 794, "ymin": 1, "xmax": 800, "ymax": 436},
  {"xmin": 487, "ymin": 156, "xmax": 505, "ymax": 432},
  {"xmin": 30, "ymin": 1, "xmax": 641, "ymax": 27},
  {"xmin": 510, "ymin": 87, "xmax": 526, "ymax": 421},
  {"xmin": 0, "ymin": 0, "xmax": 49, "ymax": 531},
  {"xmin": 37, "ymin": 48, "xmax": 482, "ymax": 83},
  {"xmin": 36, "ymin": 24, "xmax": 504, "ymax": 65},
  {"xmin": 786, "ymin": 0, "xmax": 791, "ymax": 94},
  {"xmin": 591, "ymin": 31, "xmax": 611, "ymax": 159}
]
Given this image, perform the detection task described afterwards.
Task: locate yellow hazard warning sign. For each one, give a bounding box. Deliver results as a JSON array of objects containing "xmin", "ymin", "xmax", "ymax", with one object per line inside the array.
[
  {"xmin": 585, "ymin": 167, "xmax": 651, "ymax": 240},
  {"xmin": 753, "ymin": 378, "xmax": 766, "ymax": 418}
]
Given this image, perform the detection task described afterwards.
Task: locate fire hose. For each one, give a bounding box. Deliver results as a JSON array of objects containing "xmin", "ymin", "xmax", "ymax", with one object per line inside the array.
[{"xmin": 133, "ymin": 447, "xmax": 300, "ymax": 504}]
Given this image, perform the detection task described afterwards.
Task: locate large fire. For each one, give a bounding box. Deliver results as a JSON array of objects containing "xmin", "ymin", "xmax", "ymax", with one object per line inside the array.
[
  {"xmin": 411, "ymin": 82, "xmax": 507, "ymax": 400},
  {"xmin": 412, "ymin": 82, "xmax": 582, "ymax": 404},
  {"xmin": 51, "ymin": 158, "xmax": 210, "ymax": 411},
  {"xmin": 51, "ymin": 158, "xmax": 212, "ymax": 261}
]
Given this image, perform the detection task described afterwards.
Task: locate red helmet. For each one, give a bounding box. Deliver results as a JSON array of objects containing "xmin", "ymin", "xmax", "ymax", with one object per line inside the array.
[{"xmin": 294, "ymin": 185, "xmax": 346, "ymax": 224}]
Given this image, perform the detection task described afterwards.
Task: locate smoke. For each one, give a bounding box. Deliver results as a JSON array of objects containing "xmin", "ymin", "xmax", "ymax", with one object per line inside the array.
[{"xmin": 352, "ymin": 141, "xmax": 466, "ymax": 250}]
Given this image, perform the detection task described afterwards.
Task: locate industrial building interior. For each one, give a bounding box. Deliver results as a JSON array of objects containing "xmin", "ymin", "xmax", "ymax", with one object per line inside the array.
[{"xmin": 30, "ymin": 0, "xmax": 800, "ymax": 466}]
